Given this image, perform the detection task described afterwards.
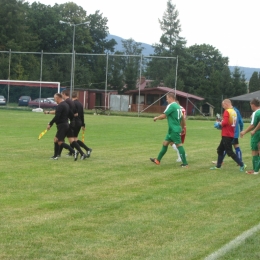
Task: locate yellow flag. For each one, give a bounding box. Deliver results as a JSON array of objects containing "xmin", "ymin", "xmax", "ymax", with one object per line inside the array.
[
  {"xmin": 82, "ymin": 130, "xmax": 85, "ymax": 143},
  {"xmin": 38, "ymin": 129, "xmax": 47, "ymax": 140}
]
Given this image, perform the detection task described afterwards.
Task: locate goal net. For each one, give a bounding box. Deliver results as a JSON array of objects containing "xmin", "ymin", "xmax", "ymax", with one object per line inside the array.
[{"xmin": 0, "ymin": 80, "xmax": 61, "ymax": 104}]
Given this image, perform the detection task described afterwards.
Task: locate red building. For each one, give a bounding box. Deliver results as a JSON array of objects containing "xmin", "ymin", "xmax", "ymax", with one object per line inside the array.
[
  {"xmin": 125, "ymin": 87, "xmax": 204, "ymax": 115},
  {"xmin": 73, "ymin": 88, "xmax": 118, "ymax": 109}
]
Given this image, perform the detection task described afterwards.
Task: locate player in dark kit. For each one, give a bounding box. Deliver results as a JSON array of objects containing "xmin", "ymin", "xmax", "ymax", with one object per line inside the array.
[
  {"xmin": 61, "ymin": 90, "xmax": 87, "ymax": 160},
  {"xmin": 72, "ymin": 92, "xmax": 92, "ymax": 158},
  {"xmin": 47, "ymin": 93, "xmax": 78, "ymax": 160}
]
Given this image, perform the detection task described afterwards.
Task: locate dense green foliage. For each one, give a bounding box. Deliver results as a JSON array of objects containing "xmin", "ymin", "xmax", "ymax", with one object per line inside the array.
[{"xmin": 0, "ymin": 0, "xmax": 259, "ymax": 108}]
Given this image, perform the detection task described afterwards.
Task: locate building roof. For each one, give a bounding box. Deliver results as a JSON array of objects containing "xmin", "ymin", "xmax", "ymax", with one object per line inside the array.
[
  {"xmin": 74, "ymin": 88, "xmax": 117, "ymax": 93},
  {"xmin": 125, "ymin": 87, "xmax": 204, "ymax": 101},
  {"xmin": 229, "ymin": 90, "xmax": 260, "ymax": 101}
]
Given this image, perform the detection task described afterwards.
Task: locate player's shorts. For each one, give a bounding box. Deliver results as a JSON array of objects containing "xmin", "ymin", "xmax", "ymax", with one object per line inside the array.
[
  {"xmin": 218, "ymin": 136, "xmax": 234, "ymax": 157},
  {"xmin": 165, "ymin": 131, "xmax": 182, "ymax": 145},
  {"xmin": 66, "ymin": 125, "xmax": 75, "ymax": 138},
  {"xmin": 73, "ymin": 126, "xmax": 81, "ymax": 138},
  {"xmin": 56, "ymin": 122, "xmax": 69, "ymax": 142},
  {"xmin": 251, "ymin": 133, "xmax": 260, "ymax": 151},
  {"xmin": 232, "ymin": 138, "xmax": 239, "ymax": 145}
]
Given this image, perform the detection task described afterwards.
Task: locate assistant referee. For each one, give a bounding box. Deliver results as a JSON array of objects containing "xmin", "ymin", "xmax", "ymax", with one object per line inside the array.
[{"xmin": 47, "ymin": 93, "xmax": 78, "ymax": 161}]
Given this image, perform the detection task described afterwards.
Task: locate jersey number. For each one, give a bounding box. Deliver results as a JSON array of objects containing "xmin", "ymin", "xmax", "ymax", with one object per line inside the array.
[{"xmin": 177, "ymin": 109, "xmax": 182, "ymax": 119}]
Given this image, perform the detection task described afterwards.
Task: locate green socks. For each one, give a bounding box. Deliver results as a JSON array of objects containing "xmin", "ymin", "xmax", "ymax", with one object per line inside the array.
[
  {"xmin": 177, "ymin": 146, "xmax": 188, "ymax": 165},
  {"xmin": 157, "ymin": 145, "xmax": 168, "ymax": 161}
]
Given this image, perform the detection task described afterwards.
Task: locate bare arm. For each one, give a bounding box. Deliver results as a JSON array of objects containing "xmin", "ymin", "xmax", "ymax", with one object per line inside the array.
[
  {"xmin": 153, "ymin": 114, "xmax": 166, "ymax": 122},
  {"xmin": 251, "ymin": 122, "xmax": 260, "ymax": 135},
  {"xmin": 240, "ymin": 124, "xmax": 255, "ymax": 137},
  {"xmin": 44, "ymin": 110, "xmax": 55, "ymax": 115}
]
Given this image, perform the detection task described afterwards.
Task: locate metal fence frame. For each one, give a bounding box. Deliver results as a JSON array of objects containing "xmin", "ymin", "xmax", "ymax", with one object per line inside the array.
[{"xmin": 0, "ymin": 50, "xmax": 178, "ymax": 114}]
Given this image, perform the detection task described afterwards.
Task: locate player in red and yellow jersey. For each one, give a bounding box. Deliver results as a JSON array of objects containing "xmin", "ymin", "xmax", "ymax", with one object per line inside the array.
[{"xmin": 210, "ymin": 99, "xmax": 247, "ymax": 171}]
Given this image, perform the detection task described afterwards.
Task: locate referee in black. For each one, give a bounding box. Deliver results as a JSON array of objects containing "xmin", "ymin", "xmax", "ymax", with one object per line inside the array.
[
  {"xmin": 72, "ymin": 91, "xmax": 92, "ymax": 158},
  {"xmin": 47, "ymin": 93, "xmax": 78, "ymax": 161},
  {"xmin": 61, "ymin": 90, "xmax": 87, "ymax": 159}
]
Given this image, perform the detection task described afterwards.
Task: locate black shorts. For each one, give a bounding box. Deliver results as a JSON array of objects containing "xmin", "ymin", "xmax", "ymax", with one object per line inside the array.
[
  {"xmin": 73, "ymin": 126, "xmax": 81, "ymax": 138},
  {"xmin": 66, "ymin": 124, "xmax": 75, "ymax": 138},
  {"xmin": 217, "ymin": 136, "xmax": 236, "ymax": 157},
  {"xmin": 232, "ymin": 138, "xmax": 239, "ymax": 145},
  {"xmin": 56, "ymin": 123, "xmax": 69, "ymax": 141}
]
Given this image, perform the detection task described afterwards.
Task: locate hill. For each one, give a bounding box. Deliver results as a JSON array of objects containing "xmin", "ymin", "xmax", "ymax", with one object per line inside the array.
[
  {"xmin": 229, "ymin": 66, "xmax": 260, "ymax": 81},
  {"xmin": 107, "ymin": 34, "xmax": 259, "ymax": 80},
  {"xmin": 107, "ymin": 34, "xmax": 155, "ymax": 56}
]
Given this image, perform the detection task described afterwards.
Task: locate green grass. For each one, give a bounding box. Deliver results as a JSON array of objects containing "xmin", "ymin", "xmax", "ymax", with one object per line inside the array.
[{"xmin": 0, "ymin": 110, "xmax": 259, "ymax": 259}]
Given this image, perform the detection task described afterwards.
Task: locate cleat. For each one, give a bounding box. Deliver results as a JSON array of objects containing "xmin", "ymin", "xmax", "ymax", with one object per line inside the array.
[
  {"xmin": 66, "ymin": 152, "xmax": 72, "ymax": 157},
  {"xmin": 87, "ymin": 148, "xmax": 92, "ymax": 158},
  {"xmin": 150, "ymin": 158, "xmax": 160, "ymax": 165},
  {"xmin": 74, "ymin": 151, "xmax": 79, "ymax": 161},
  {"xmin": 240, "ymin": 164, "xmax": 247, "ymax": 172},
  {"xmin": 181, "ymin": 164, "xmax": 189, "ymax": 168},
  {"xmin": 50, "ymin": 156, "xmax": 58, "ymax": 160},
  {"xmin": 212, "ymin": 161, "xmax": 224, "ymax": 165},
  {"xmin": 176, "ymin": 158, "xmax": 182, "ymax": 162},
  {"xmin": 81, "ymin": 154, "xmax": 88, "ymax": 160},
  {"xmin": 210, "ymin": 166, "xmax": 221, "ymax": 170},
  {"xmin": 246, "ymin": 170, "xmax": 258, "ymax": 175}
]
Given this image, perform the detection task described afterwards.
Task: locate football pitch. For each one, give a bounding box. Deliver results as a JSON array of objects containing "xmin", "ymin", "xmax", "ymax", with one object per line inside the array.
[{"xmin": 0, "ymin": 110, "xmax": 260, "ymax": 260}]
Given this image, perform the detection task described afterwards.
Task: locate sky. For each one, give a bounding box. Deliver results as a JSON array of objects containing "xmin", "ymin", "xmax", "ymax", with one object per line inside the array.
[{"xmin": 26, "ymin": 0, "xmax": 260, "ymax": 68}]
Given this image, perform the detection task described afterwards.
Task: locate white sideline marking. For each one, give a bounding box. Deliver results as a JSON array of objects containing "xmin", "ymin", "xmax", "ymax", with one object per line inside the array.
[{"xmin": 204, "ymin": 222, "xmax": 260, "ymax": 260}]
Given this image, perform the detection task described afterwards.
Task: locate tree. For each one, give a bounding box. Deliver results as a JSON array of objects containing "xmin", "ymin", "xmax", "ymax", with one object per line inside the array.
[
  {"xmin": 0, "ymin": 0, "xmax": 39, "ymax": 80},
  {"xmin": 108, "ymin": 51, "xmax": 125, "ymax": 93},
  {"xmin": 183, "ymin": 44, "xmax": 231, "ymax": 110},
  {"xmin": 121, "ymin": 39, "xmax": 143, "ymax": 91},
  {"xmin": 0, "ymin": 0, "xmax": 38, "ymax": 51},
  {"xmin": 88, "ymin": 11, "xmax": 116, "ymax": 54},
  {"xmin": 231, "ymin": 67, "xmax": 247, "ymax": 96},
  {"xmin": 249, "ymin": 71, "xmax": 260, "ymax": 92},
  {"xmin": 146, "ymin": 0, "xmax": 186, "ymax": 89},
  {"xmin": 157, "ymin": 0, "xmax": 186, "ymax": 55}
]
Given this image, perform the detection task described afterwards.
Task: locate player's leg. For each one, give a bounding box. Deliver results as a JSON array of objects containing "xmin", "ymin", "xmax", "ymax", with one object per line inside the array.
[
  {"xmin": 247, "ymin": 137, "xmax": 260, "ymax": 174},
  {"xmin": 223, "ymin": 137, "xmax": 245, "ymax": 170},
  {"xmin": 67, "ymin": 127, "xmax": 85, "ymax": 158},
  {"xmin": 59, "ymin": 123, "xmax": 79, "ymax": 161},
  {"xmin": 173, "ymin": 132, "xmax": 188, "ymax": 166},
  {"xmin": 233, "ymin": 138, "xmax": 242, "ymax": 162},
  {"xmin": 150, "ymin": 135, "xmax": 170, "ymax": 164},
  {"xmin": 74, "ymin": 126, "xmax": 91, "ymax": 158},
  {"xmin": 170, "ymin": 141, "xmax": 181, "ymax": 162},
  {"xmin": 51, "ymin": 137, "xmax": 59, "ymax": 159},
  {"xmin": 157, "ymin": 140, "xmax": 170, "ymax": 161},
  {"xmin": 210, "ymin": 139, "xmax": 225, "ymax": 169}
]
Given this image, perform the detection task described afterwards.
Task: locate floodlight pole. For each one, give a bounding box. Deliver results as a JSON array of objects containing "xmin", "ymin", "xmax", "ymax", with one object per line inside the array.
[
  {"xmin": 174, "ymin": 56, "xmax": 178, "ymax": 96},
  {"xmin": 138, "ymin": 55, "xmax": 143, "ymax": 116},
  {"xmin": 105, "ymin": 53, "xmax": 109, "ymax": 108},
  {"xmin": 60, "ymin": 20, "xmax": 90, "ymax": 98},
  {"xmin": 7, "ymin": 49, "xmax": 11, "ymax": 105},
  {"xmin": 39, "ymin": 50, "xmax": 43, "ymax": 107}
]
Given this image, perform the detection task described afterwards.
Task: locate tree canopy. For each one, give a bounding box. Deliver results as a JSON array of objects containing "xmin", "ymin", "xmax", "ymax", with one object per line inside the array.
[{"xmin": 0, "ymin": 0, "xmax": 254, "ymax": 110}]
